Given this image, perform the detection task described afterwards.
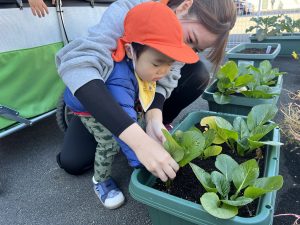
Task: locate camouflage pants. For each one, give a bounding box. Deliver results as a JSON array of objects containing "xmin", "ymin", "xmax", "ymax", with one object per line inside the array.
[
  {"xmin": 80, "ymin": 116, "xmax": 119, "ymax": 182},
  {"xmin": 80, "ymin": 113, "xmax": 145, "ymax": 183}
]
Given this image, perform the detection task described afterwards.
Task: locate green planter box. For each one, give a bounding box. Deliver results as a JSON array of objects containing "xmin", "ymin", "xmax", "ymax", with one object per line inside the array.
[
  {"xmin": 250, "ymin": 33, "xmax": 300, "ymax": 56},
  {"xmin": 201, "ymin": 76, "xmax": 283, "ymax": 115},
  {"xmin": 129, "ymin": 111, "xmax": 281, "ymax": 225},
  {"xmin": 226, "ymin": 43, "xmax": 281, "ymax": 67}
]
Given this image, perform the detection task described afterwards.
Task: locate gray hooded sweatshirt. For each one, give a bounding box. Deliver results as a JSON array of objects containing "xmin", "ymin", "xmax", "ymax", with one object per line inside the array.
[{"xmin": 55, "ymin": 0, "xmax": 184, "ymax": 99}]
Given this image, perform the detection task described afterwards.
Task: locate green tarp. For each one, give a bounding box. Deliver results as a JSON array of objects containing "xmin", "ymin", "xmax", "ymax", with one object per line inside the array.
[{"xmin": 0, "ymin": 42, "xmax": 65, "ymax": 130}]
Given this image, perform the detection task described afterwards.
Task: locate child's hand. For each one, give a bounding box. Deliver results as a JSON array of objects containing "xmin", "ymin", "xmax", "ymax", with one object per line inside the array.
[
  {"xmin": 119, "ymin": 123, "xmax": 179, "ymax": 182},
  {"xmin": 28, "ymin": 0, "xmax": 55, "ymax": 17}
]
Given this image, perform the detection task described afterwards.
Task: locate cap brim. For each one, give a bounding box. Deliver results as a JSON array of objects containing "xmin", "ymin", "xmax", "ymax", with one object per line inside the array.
[{"xmin": 146, "ymin": 43, "xmax": 199, "ymax": 64}]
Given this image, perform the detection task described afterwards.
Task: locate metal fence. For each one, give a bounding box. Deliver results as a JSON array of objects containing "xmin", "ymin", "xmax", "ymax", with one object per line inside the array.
[{"xmin": 228, "ymin": 0, "xmax": 300, "ymax": 49}]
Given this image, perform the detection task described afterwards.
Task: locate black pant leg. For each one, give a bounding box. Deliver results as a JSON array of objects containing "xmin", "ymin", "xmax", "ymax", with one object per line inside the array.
[
  {"xmin": 56, "ymin": 116, "xmax": 97, "ymax": 175},
  {"xmin": 163, "ymin": 60, "xmax": 210, "ymax": 124}
]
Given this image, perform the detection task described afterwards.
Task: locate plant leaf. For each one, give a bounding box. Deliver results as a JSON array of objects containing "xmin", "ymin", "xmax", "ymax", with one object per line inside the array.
[
  {"xmin": 232, "ymin": 159, "xmax": 259, "ymax": 192},
  {"xmin": 237, "ymin": 138, "xmax": 250, "ymax": 156},
  {"xmin": 201, "ymin": 116, "xmax": 226, "ymax": 144},
  {"xmin": 173, "ymin": 130, "xmax": 184, "ymax": 144},
  {"xmin": 248, "ymin": 139, "xmax": 283, "ymax": 151},
  {"xmin": 247, "ymin": 139, "xmax": 265, "ymax": 151},
  {"xmin": 215, "ymin": 117, "xmax": 239, "ymax": 141},
  {"xmin": 179, "ymin": 131, "xmax": 206, "ymax": 167},
  {"xmin": 244, "ymin": 176, "xmax": 283, "ymax": 199},
  {"xmin": 203, "ymin": 145, "xmax": 222, "ymax": 159},
  {"xmin": 213, "ymin": 92, "xmax": 231, "ymax": 104},
  {"xmin": 256, "ymin": 28, "xmax": 267, "ymax": 41},
  {"xmin": 241, "ymin": 90, "xmax": 276, "ymax": 99},
  {"xmin": 247, "ymin": 104, "xmax": 278, "ymax": 131},
  {"xmin": 249, "ymin": 123, "xmax": 277, "ymax": 141},
  {"xmin": 189, "ymin": 163, "xmax": 217, "ymax": 193},
  {"xmin": 215, "ymin": 154, "xmax": 239, "ymax": 182},
  {"xmin": 217, "ymin": 77, "xmax": 232, "ymax": 92},
  {"xmin": 259, "ymin": 60, "xmax": 272, "ymax": 75},
  {"xmin": 216, "ymin": 61, "xmax": 238, "ymax": 82},
  {"xmin": 233, "ymin": 117, "xmax": 250, "ymax": 139},
  {"xmin": 222, "ymin": 196, "xmax": 253, "ymax": 207},
  {"xmin": 211, "ymin": 171, "xmax": 230, "ymax": 198},
  {"xmin": 181, "ymin": 130, "xmax": 205, "ymax": 150},
  {"xmin": 200, "ymin": 192, "xmax": 238, "ymax": 219},
  {"xmin": 234, "ymin": 74, "xmax": 254, "ymax": 87},
  {"xmin": 203, "ymin": 129, "xmax": 216, "ymax": 148},
  {"xmin": 162, "ymin": 129, "xmax": 184, "ymax": 162}
]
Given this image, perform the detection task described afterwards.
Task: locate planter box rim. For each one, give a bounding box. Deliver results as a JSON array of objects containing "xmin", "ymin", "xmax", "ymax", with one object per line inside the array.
[
  {"xmin": 250, "ymin": 33, "xmax": 300, "ymax": 40},
  {"xmin": 226, "ymin": 43, "xmax": 281, "ymax": 60}
]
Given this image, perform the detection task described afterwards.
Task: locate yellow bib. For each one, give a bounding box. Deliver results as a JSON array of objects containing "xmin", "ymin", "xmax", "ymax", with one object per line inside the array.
[{"xmin": 135, "ymin": 73, "xmax": 156, "ymax": 112}]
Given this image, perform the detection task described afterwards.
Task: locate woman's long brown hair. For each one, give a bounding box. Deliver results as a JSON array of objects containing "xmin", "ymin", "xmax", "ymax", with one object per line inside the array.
[{"xmin": 168, "ymin": 0, "xmax": 237, "ymax": 70}]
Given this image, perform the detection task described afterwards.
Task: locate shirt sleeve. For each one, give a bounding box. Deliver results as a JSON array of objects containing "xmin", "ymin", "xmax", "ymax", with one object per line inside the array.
[
  {"xmin": 55, "ymin": 0, "xmax": 146, "ymax": 94},
  {"xmin": 156, "ymin": 61, "xmax": 185, "ymax": 98},
  {"xmin": 75, "ymin": 79, "xmax": 135, "ymax": 137}
]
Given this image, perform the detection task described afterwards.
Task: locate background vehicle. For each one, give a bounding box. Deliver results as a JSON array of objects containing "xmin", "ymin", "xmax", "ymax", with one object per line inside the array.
[{"xmin": 0, "ymin": 0, "xmax": 113, "ymax": 138}]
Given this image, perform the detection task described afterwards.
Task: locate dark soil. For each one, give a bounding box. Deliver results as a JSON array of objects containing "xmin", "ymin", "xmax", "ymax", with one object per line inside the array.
[
  {"xmin": 239, "ymin": 47, "xmax": 276, "ymax": 54},
  {"xmin": 153, "ymin": 125, "xmax": 266, "ymax": 218}
]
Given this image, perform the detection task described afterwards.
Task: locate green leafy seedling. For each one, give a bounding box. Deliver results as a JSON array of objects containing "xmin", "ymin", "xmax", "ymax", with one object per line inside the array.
[{"xmin": 190, "ymin": 154, "xmax": 283, "ymax": 219}]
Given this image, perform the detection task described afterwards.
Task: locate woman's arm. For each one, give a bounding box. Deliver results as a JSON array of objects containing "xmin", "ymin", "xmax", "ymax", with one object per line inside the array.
[
  {"xmin": 55, "ymin": 0, "xmax": 146, "ymax": 94},
  {"xmin": 56, "ymin": 0, "xmax": 185, "ymax": 99}
]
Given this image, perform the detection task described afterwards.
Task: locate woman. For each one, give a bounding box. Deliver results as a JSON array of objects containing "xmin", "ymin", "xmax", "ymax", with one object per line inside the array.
[{"xmin": 55, "ymin": 0, "xmax": 237, "ymax": 182}]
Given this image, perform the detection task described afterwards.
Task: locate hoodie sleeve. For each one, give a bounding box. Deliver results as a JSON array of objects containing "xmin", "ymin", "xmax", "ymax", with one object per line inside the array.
[
  {"xmin": 156, "ymin": 61, "xmax": 185, "ymax": 98},
  {"xmin": 55, "ymin": 0, "xmax": 146, "ymax": 94}
]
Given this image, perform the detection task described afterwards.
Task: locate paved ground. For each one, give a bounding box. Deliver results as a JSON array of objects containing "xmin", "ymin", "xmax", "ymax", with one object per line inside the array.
[{"xmin": 0, "ymin": 57, "xmax": 299, "ymax": 225}]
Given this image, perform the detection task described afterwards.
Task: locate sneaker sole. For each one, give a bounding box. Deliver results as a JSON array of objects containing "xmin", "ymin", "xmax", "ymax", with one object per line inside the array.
[{"xmin": 93, "ymin": 188, "xmax": 125, "ymax": 210}]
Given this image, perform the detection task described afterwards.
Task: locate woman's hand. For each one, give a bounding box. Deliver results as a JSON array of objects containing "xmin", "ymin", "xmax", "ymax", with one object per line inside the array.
[
  {"xmin": 119, "ymin": 123, "xmax": 179, "ymax": 182},
  {"xmin": 145, "ymin": 108, "xmax": 166, "ymax": 144},
  {"xmin": 146, "ymin": 118, "xmax": 166, "ymax": 144}
]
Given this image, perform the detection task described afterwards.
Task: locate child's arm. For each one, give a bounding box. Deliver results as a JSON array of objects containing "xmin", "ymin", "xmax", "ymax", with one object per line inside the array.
[{"xmin": 119, "ymin": 123, "xmax": 179, "ymax": 181}]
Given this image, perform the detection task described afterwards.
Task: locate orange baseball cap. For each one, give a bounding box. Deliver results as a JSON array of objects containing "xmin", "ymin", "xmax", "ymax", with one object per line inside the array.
[{"xmin": 112, "ymin": 2, "xmax": 199, "ymax": 64}]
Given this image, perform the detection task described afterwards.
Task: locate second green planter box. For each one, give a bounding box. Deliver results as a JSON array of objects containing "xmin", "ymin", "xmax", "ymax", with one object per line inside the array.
[
  {"xmin": 226, "ymin": 42, "xmax": 281, "ymax": 67},
  {"xmin": 201, "ymin": 75, "xmax": 283, "ymax": 116}
]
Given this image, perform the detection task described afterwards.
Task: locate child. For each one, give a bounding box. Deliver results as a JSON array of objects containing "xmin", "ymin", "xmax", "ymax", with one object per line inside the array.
[{"xmin": 63, "ymin": 1, "xmax": 198, "ymax": 209}]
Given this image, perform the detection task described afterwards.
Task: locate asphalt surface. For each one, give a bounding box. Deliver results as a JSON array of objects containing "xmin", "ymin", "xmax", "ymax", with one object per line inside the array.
[{"xmin": 0, "ymin": 57, "xmax": 299, "ymax": 225}]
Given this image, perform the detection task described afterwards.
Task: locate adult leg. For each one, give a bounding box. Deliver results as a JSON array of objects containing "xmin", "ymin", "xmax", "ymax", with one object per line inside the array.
[
  {"xmin": 163, "ymin": 60, "xmax": 210, "ymax": 124},
  {"xmin": 56, "ymin": 116, "xmax": 97, "ymax": 175}
]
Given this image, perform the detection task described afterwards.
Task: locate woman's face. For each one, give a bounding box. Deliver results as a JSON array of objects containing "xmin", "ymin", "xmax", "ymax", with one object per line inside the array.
[{"xmin": 179, "ymin": 19, "xmax": 218, "ymax": 53}]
